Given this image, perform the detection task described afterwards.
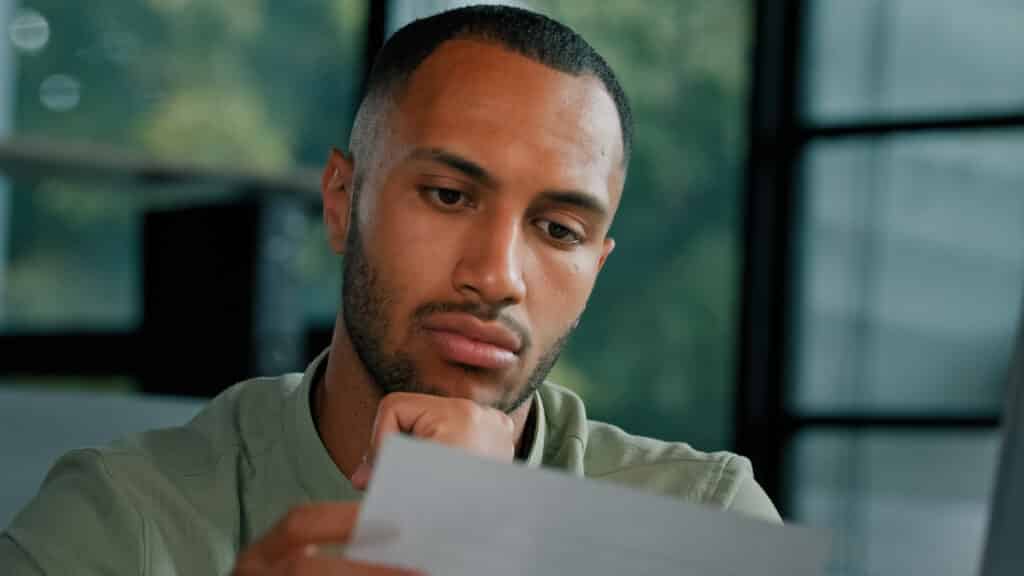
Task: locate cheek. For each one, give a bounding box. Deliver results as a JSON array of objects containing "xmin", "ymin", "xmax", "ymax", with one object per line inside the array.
[
  {"xmin": 389, "ymin": 207, "xmax": 464, "ymax": 277},
  {"xmin": 360, "ymin": 194, "xmax": 465, "ymax": 307},
  {"xmin": 525, "ymin": 251, "xmax": 599, "ymax": 336}
]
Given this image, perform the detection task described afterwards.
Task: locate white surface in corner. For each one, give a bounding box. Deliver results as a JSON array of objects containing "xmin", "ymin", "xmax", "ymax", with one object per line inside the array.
[{"xmin": 0, "ymin": 385, "xmax": 204, "ymax": 528}]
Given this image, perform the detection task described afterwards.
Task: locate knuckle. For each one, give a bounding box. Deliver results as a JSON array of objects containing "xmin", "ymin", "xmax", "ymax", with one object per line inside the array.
[
  {"xmin": 498, "ymin": 412, "xmax": 515, "ymax": 432},
  {"xmin": 280, "ymin": 507, "xmax": 311, "ymax": 540},
  {"xmin": 482, "ymin": 406, "xmax": 511, "ymax": 431},
  {"xmin": 377, "ymin": 394, "xmax": 395, "ymax": 412},
  {"xmin": 382, "ymin": 391, "xmax": 410, "ymax": 406},
  {"xmin": 454, "ymin": 398, "xmax": 482, "ymax": 420},
  {"xmin": 431, "ymin": 420, "xmax": 450, "ymax": 436}
]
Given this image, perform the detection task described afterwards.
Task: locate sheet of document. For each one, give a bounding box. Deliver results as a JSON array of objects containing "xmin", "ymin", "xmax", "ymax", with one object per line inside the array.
[{"xmin": 345, "ymin": 436, "xmax": 830, "ymax": 575}]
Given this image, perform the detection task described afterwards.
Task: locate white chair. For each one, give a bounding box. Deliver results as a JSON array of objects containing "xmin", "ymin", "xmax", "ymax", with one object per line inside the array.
[{"xmin": 0, "ymin": 385, "xmax": 205, "ymax": 527}]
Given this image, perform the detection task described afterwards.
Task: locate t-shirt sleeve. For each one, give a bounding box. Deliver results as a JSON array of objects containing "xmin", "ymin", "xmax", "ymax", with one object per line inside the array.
[
  {"xmin": 726, "ymin": 469, "xmax": 783, "ymax": 524},
  {"xmin": 2, "ymin": 449, "xmax": 145, "ymax": 575}
]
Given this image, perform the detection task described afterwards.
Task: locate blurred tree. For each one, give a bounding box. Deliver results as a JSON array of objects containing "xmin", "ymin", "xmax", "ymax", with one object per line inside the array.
[
  {"xmin": 530, "ymin": 0, "xmax": 751, "ymax": 449},
  {"xmin": 5, "ymin": 0, "xmax": 752, "ymax": 452},
  {"xmin": 5, "ymin": 0, "xmax": 365, "ymax": 328}
]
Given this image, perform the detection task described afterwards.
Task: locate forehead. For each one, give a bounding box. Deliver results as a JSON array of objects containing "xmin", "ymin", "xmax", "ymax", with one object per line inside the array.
[{"xmin": 388, "ymin": 39, "xmax": 624, "ymax": 193}]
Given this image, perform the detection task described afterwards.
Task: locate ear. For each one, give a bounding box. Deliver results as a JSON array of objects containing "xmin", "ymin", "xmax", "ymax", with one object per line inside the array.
[
  {"xmin": 597, "ymin": 237, "xmax": 615, "ymax": 272},
  {"xmin": 321, "ymin": 147, "xmax": 355, "ymax": 254}
]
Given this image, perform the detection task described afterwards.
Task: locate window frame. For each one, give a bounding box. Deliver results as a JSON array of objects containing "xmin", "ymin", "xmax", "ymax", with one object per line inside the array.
[{"xmin": 737, "ymin": 0, "xmax": 1014, "ymax": 513}]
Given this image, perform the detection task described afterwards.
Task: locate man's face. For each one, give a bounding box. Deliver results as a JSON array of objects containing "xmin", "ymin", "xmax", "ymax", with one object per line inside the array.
[{"xmin": 326, "ymin": 40, "xmax": 624, "ymax": 412}]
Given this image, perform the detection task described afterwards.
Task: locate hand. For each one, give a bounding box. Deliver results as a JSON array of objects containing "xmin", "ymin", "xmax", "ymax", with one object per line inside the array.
[
  {"xmin": 232, "ymin": 502, "xmax": 423, "ymax": 575},
  {"xmin": 351, "ymin": 393, "xmax": 516, "ymax": 490}
]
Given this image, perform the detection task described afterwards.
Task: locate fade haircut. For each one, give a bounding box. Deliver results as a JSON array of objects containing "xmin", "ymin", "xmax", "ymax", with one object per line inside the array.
[{"xmin": 348, "ymin": 4, "xmax": 633, "ymax": 187}]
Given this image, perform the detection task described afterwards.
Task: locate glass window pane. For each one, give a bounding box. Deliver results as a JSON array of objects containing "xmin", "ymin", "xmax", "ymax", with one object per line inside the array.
[
  {"xmin": 790, "ymin": 431, "xmax": 1001, "ymax": 576},
  {"xmin": 527, "ymin": 0, "xmax": 750, "ymax": 449},
  {"xmin": 298, "ymin": 216, "xmax": 343, "ymax": 326},
  {"xmin": 804, "ymin": 0, "xmax": 1024, "ymax": 122},
  {"xmin": 388, "ymin": 0, "xmax": 529, "ymax": 34},
  {"xmin": 0, "ymin": 1, "xmax": 365, "ymax": 330},
  {"xmin": 0, "ymin": 171, "xmax": 336, "ymax": 332},
  {"xmin": 0, "ymin": 174, "xmax": 235, "ymax": 330},
  {"xmin": 4, "ymin": 1, "xmax": 366, "ymax": 172},
  {"xmin": 794, "ymin": 132, "xmax": 1024, "ymax": 413}
]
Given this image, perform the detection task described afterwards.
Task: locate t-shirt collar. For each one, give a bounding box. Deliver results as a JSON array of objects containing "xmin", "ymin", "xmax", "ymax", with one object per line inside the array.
[{"xmin": 284, "ymin": 348, "xmax": 362, "ymax": 502}]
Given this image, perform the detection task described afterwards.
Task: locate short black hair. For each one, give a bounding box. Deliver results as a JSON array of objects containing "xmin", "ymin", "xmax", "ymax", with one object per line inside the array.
[{"xmin": 350, "ymin": 4, "xmax": 632, "ymax": 166}]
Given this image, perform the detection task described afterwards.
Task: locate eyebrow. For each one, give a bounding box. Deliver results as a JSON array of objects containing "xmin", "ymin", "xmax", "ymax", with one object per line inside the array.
[
  {"xmin": 407, "ymin": 147, "xmax": 609, "ymax": 219},
  {"xmin": 538, "ymin": 190, "xmax": 609, "ymax": 219},
  {"xmin": 408, "ymin": 148, "xmax": 497, "ymax": 188}
]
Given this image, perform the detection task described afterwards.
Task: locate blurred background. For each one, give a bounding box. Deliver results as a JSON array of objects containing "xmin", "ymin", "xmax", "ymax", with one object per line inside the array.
[{"xmin": 1, "ymin": 1, "xmax": 1022, "ymax": 575}]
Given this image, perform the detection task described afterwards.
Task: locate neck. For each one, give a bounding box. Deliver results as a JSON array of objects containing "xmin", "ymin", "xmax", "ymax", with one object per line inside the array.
[{"xmin": 314, "ymin": 311, "xmax": 536, "ymax": 484}]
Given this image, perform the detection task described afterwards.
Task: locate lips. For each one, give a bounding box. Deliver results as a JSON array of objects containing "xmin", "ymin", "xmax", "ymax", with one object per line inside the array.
[{"xmin": 421, "ymin": 313, "xmax": 523, "ymax": 370}]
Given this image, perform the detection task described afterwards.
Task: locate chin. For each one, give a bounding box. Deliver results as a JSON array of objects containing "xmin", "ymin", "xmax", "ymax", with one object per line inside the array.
[{"xmin": 423, "ymin": 364, "xmax": 518, "ymax": 406}]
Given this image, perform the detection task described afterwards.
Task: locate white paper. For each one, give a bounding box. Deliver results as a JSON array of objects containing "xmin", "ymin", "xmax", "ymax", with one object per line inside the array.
[{"xmin": 346, "ymin": 435, "xmax": 830, "ymax": 575}]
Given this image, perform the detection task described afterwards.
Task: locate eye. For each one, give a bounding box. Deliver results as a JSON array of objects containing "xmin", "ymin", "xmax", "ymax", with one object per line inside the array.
[
  {"xmin": 536, "ymin": 219, "xmax": 584, "ymax": 245},
  {"xmin": 423, "ymin": 187, "xmax": 470, "ymax": 209}
]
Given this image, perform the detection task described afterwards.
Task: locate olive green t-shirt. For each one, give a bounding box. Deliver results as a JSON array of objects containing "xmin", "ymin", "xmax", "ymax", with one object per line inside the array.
[{"xmin": 1, "ymin": 351, "xmax": 780, "ymax": 575}]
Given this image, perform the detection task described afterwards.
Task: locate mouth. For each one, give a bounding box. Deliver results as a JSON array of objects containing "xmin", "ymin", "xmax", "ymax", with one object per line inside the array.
[{"xmin": 421, "ymin": 313, "xmax": 522, "ymax": 370}]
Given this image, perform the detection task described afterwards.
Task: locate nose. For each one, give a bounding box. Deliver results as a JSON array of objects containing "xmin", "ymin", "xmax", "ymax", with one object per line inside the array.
[{"xmin": 452, "ymin": 214, "xmax": 527, "ymax": 309}]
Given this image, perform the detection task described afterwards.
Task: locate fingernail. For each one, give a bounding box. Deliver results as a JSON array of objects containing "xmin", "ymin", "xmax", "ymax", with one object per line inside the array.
[{"xmin": 303, "ymin": 544, "xmax": 319, "ymax": 557}]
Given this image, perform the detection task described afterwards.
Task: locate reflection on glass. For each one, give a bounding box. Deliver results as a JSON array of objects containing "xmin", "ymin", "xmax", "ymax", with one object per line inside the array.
[
  {"xmin": 388, "ymin": 0, "xmax": 530, "ymax": 35},
  {"xmin": 0, "ymin": 1, "xmax": 366, "ymax": 330},
  {"xmin": 9, "ymin": 1, "xmax": 367, "ymax": 171},
  {"xmin": 804, "ymin": 0, "xmax": 1024, "ymax": 121},
  {"xmin": 790, "ymin": 431, "xmax": 1000, "ymax": 576},
  {"xmin": 795, "ymin": 132, "xmax": 1024, "ymax": 413},
  {"xmin": 0, "ymin": 176, "xmax": 236, "ymax": 330},
  {"xmin": 8, "ymin": 8, "xmax": 50, "ymax": 53},
  {"xmin": 39, "ymin": 74, "xmax": 80, "ymax": 112}
]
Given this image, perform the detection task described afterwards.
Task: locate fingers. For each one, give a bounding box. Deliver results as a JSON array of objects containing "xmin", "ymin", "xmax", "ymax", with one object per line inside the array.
[
  {"xmin": 272, "ymin": 549, "xmax": 424, "ymax": 576},
  {"xmin": 369, "ymin": 393, "xmax": 437, "ymax": 460},
  {"xmin": 352, "ymin": 394, "xmax": 434, "ymax": 491},
  {"xmin": 359, "ymin": 393, "xmax": 516, "ymax": 490},
  {"xmin": 243, "ymin": 502, "xmax": 361, "ymax": 566},
  {"xmin": 233, "ymin": 502, "xmax": 428, "ymax": 575}
]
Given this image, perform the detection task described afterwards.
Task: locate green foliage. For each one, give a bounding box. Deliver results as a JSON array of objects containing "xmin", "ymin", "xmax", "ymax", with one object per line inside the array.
[
  {"xmin": 6, "ymin": 1, "xmax": 751, "ymax": 451},
  {"xmin": 5, "ymin": 0, "xmax": 365, "ymax": 327},
  {"xmin": 528, "ymin": 0, "xmax": 751, "ymax": 449}
]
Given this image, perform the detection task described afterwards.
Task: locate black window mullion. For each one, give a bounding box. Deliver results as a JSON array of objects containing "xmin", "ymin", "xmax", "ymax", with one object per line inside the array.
[
  {"xmin": 0, "ymin": 332, "xmax": 141, "ymax": 377},
  {"xmin": 798, "ymin": 112, "xmax": 1024, "ymax": 142},
  {"xmin": 737, "ymin": 0, "xmax": 807, "ymax": 512},
  {"xmin": 788, "ymin": 413, "xmax": 1001, "ymax": 431}
]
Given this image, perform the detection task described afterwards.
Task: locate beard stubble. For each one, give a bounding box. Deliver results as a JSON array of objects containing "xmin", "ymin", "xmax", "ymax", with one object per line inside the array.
[{"xmin": 340, "ymin": 205, "xmax": 573, "ymax": 414}]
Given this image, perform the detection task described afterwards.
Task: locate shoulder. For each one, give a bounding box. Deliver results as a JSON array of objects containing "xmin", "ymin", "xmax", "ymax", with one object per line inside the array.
[
  {"xmin": 583, "ymin": 420, "xmax": 780, "ymax": 521},
  {"xmin": 127, "ymin": 373, "xmax": 304, "ymax": 472},
  {"xmin": 97, "ymin": 373, "xmax": 302, "ymax": 485},
  {"xmin": 539, "ymin": 383, "xmax": 781, "ymax": 523},
  {"xmin": 2, "ymin": 374, "xmax": 304, "ymax": 573},
  {"xmin": 105, "ymin": 374, "xmax": 306, "ymax": 515},
  {"xmin": 3, "ymin": 448, "xmax": 145, "ymax": 574}
]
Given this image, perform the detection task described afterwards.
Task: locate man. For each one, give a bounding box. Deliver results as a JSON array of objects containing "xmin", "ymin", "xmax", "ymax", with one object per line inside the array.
[{"xmin": 2, "ymin": 5, "xmax": 779, "ymax": 575}]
